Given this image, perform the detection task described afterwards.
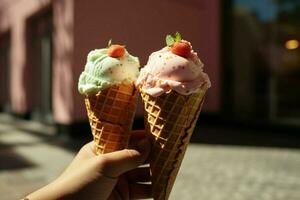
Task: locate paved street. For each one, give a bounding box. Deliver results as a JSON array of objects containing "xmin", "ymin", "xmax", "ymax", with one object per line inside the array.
[{"xmin": 0, "ymin": 114, "xmax": 300, "ymax": 200}]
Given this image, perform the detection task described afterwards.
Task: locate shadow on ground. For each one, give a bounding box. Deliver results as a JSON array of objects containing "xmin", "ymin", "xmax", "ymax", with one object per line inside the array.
[
  {"xmin": 1, "ymin": 114, "xmax": 300, "ymax": 157},
  {"xmin": 0, "ymin": 142, "xmax": 36, "ymax": 170}
]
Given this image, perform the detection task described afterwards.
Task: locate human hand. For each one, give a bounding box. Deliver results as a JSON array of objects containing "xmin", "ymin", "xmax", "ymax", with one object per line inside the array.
[{"xmin": 26, "ymin": 130, "xmax": 152, "ymax": 200}]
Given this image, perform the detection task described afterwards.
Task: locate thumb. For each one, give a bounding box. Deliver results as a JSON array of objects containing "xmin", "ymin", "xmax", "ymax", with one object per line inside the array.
[{"xmin": 97, "ymin": 138, "xmax": 150, "ymax": 178}]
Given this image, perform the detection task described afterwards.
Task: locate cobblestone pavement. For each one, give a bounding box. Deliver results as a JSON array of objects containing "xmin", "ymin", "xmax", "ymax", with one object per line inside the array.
[
  {"xmin": 0, "ymin": 114, "xmax": 300, "ymax": 200},
  {"xmin": 170, "ymin": 145, "xmax": 300, "ymax": 200}
]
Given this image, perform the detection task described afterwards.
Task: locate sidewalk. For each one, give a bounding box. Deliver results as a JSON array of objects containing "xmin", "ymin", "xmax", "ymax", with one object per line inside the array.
[{"xmin": 0, "ymin": 114, "xmax": 300, "ymax": 200}]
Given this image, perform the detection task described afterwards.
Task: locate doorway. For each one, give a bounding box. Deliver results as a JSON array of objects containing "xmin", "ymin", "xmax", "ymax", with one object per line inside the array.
[
  {"xmin": 0, "ymin": 32, "xmax": 11, "ymax": 112},
  {"xmin": 27, "ymin": 8, "xmax": 53, "ymax": 124}
]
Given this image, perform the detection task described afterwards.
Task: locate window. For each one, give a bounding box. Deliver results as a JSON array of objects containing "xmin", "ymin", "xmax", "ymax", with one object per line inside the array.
[{"xmin": 26, "ymin": 8, "xmax": 53, "ymax": 123}]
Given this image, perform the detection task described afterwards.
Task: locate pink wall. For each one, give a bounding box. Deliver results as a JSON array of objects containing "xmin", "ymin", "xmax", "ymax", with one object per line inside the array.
[
  {"xmin": 52, "ymin": 0, "xmax": 75, "ymax": 124},
  {"xmin": 0, "ymin": 0, "xmax": 221, "ymax": 124},
  {"xmin": 0, "ymin": 0, "xmax": 76, "ymax": 123},
  {"xmin": 0, "ymin": 0, "xmax": 52, "ymax": 113},
  {"xmin": 73, "ymin": 0, "xmax": 221, "ymax": 121}
]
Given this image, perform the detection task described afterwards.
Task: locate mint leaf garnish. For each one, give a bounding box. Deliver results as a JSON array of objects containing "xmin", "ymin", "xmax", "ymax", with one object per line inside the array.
[
  {"xmin": 166, "ymin": 35, "xmax": 175, "ymax": 46},
  {"xmin": 166, "ymin": 32, "xmax": 183, "ymax": 46},
  {"xmin": 175, "ymin": 32, "xmax": 182, "ymax": 42}
]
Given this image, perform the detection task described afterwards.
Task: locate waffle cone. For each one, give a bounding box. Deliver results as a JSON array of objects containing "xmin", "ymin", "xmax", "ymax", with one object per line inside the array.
[
  {"xmin": 140, "ymin": 83, "xmax": 209, "ymax": 200},
  {"xmin": 85, "ymin": 84, "xmax": 137, "ymax": 154}
]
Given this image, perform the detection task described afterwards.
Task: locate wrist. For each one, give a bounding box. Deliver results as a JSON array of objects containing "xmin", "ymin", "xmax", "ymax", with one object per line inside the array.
[{"xmin": 25, "ymin": 179, "xmax": 65, "ymax": 200}]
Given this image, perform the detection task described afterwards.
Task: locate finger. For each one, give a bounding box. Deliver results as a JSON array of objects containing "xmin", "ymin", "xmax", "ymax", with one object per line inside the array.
[
  {"xmin": 80, "ymin": 141, "xmax": 97, "ymax": 157},
  {"xmin": 60, "ymin": 141, "xmax": 95, "ymax": 176},
  {"xmin": 97, "ymin": 138, "xmax": 151, "ymax": 177},
  {"xmin": 108, "ymin": 190, "xmax": 122, "ymax": 200},
  {"xmin": 129, "ymin": 183, "xmax": 153, "ymax": 199},
  {"xmin": 126, "ymin": 167, "xmax": 151, "ymax": 183},
  {"xmin": 130, "ymin": 131, "xmax": 152, "ymax": 164},
  {"xmin": 128, "ymin": 130, "xmax": 151, "ymax": 163},
  {"xmin": 144, "ymin": 155, "xmax": 151, "ymax": 164},
  {"xmin": 115, "ymin": 176, "xmax": 129, "ymax": 200}
]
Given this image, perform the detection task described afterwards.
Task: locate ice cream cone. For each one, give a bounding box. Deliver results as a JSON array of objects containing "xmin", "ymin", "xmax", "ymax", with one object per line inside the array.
[
  {"xmin": 85, "ymin": 84, "xmax": 137, "ymax": 154},
  {"xmin": 140, "ymin": 83, "xmax": 209, "ymax": 200}
]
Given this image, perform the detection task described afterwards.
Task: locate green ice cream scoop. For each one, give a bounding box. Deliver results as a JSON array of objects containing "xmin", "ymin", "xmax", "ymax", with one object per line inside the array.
[{"xmin": 78, "ymin": 48, "xmax": 140, "ymax": 95}]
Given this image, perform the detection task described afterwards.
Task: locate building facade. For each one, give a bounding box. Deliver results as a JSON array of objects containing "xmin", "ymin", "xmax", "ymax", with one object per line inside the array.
[
  {"xmin": 0, "ymin": 0, "xmax": 220, "ymax": 125},
  {"xmin": 0, "ymin": 0, "xmax": 299, "ymax": 130}
]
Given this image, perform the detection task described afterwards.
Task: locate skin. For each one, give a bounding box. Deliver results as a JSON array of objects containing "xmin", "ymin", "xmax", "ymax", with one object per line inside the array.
[{"xmin": 25, "ymin": 130, "xmax": 152, "ymax": 200}]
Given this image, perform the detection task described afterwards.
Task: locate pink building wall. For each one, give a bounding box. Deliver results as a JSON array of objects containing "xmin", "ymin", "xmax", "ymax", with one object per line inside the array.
[
  {"xmin": 0, "ymin": 0, "xmax": 52, "ymax": 113},
  {"xmin": 0, "ymin": 0, "xmax": 75, "ymax": 124},
  {"xmin": 52, "ymin": 0, "xmax": 75, "ymax": 124},
  {"xmin": 0, "ymin": 0, "xmax": 221, "ymax": 124}
]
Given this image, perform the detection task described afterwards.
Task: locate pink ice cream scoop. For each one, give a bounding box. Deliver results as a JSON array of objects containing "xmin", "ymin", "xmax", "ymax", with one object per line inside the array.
[{"xmin": 136, "ymin": 41, "xmax": 211, "ymax": 97}]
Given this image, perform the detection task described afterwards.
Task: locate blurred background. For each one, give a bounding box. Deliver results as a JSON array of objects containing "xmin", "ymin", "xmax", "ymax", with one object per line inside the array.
[{"xmin": 0, "ymin": 0, "xmax": 300, "ymax": 199}]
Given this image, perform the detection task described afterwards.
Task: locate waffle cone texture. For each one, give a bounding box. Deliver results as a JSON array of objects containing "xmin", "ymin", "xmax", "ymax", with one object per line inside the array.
[
  {"xmin": 85, "ymin": 84, "xmax": 137, "ymax": 154},
  {"xmin": 140, "ymin": 83, "xmax": 209, "ymax": 200}
]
